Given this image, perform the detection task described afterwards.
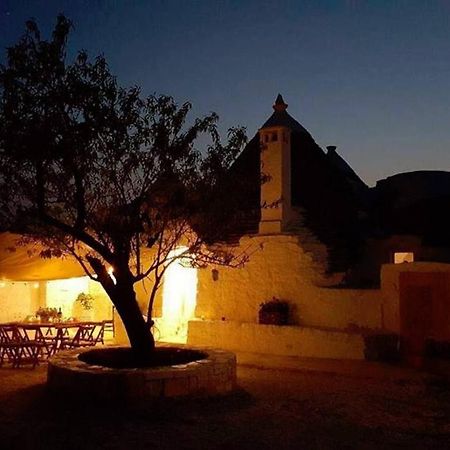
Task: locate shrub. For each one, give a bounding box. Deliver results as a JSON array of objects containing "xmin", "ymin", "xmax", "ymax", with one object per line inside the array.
[{"xmin": 258, "ymin": 298, "xmax": 289, "ymax": 325}]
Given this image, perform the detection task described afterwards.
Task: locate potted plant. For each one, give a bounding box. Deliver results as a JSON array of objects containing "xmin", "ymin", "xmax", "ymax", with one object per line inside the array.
[
  {"xmin": 36, "ymin": 307, "xmax": 58, "ymax": 322},
  {"xmin": 74, "ymin": 292, "xmax": 94, "ymax": 321},
  {"xmin": 258, "ymin": 297, "xmax": 289, "ymax": 325}
]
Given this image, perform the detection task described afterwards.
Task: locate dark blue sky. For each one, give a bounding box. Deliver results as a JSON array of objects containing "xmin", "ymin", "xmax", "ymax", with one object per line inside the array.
[{"xmin": 1, "ymin": 0, "xmax": 450, "ymax": 186}]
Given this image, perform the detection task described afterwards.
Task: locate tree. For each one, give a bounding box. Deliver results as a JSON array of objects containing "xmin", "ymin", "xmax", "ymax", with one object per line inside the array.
[{"xmin": 0, "ymin": 16, "xmax": 248, "ymax": 360}]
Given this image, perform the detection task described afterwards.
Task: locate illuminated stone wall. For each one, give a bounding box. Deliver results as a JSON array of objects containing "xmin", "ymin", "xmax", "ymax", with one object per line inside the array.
[
  {"xmin": 196, "ymin": 234, "xmax": 381, "ymax": 331},
  {"xmin": 114, "ymin": 237, "xmax": 450, "ymax": 351},
  {"xmin": 0, "ymin": 281, "xmax": 39, "ymax": 322},
  {"xmin": 189, "ymin": 252, "xmax": 450, "ymax": 359}
]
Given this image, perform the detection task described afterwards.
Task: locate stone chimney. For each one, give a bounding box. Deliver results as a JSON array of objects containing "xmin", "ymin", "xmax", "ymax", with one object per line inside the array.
[{"xmin": 258, "ymin": 94, "xmax": 293, "ymax": 234}]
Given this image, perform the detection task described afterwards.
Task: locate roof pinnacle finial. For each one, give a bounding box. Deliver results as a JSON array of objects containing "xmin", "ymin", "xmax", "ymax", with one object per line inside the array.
[{"xmin": 273, "ymin": 94, "xmax": 288, "ymax": 112}]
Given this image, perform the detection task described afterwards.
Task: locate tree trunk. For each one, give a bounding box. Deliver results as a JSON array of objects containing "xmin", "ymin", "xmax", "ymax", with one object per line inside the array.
[{"xmin": 109, "ymin": 281, "xmax": 155, "ymax": 360}]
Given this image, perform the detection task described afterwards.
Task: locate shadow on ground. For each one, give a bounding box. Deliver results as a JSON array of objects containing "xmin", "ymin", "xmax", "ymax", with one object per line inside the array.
[{"xmin": 0, "ymin": 365, "xmax": 449, "ymax": 449}]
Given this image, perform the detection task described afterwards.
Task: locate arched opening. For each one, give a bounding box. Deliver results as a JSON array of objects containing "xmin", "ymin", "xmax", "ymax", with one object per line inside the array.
[
  {"xmin": 46, "ymin": 276, "xmax": 89, "ymax": 319},
  {"xmin": 159, "ymin": 247, "xmax": 198, "ymax": 342}
]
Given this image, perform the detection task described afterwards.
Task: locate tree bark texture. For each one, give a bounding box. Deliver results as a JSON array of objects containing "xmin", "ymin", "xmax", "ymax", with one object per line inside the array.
[{"xmin": 108, "ymin": 282, "xmax": 155, "ymax": 360}]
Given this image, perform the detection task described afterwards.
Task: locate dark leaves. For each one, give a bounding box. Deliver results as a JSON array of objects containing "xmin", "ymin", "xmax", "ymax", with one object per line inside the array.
[{"xmin": 0, "ymin": 15, "xmax": 248, "ymax": 281}]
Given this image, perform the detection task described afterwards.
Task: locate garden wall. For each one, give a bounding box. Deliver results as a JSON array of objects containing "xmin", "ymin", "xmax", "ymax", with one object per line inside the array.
[{"xmin": 195, "ymin": 234, "xmax": 381, "ymax": 331}]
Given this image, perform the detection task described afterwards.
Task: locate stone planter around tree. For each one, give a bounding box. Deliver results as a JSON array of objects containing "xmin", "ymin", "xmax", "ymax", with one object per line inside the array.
[{"xmin": 47, "ymin": 345, "xmax": 237, "ymax": 405}]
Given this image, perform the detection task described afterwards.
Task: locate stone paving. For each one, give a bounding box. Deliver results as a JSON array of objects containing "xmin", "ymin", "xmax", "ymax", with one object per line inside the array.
[{"xmin": 0, "ymin": 356, "xmax": 449, "ymax": 449}]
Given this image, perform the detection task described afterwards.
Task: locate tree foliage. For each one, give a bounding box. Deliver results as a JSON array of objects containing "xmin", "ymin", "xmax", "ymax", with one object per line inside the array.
[{"xmin": 0, "ymin": 16, "xmax": 248, "ymax": 356}]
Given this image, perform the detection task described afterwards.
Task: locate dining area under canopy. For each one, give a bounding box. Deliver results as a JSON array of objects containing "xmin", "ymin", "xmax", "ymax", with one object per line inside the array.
[{"xmin": 0, "ymin": 233, "xmax": 113, "ymax": 331}]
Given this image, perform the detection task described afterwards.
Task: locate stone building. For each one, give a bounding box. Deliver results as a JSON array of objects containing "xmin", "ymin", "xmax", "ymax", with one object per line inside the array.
[
  {"xmin": 186, "ymin": 95, "xmax": 450, "ymax": 364},
  {"xmin": 1, "ymin": 95, "xmax": 449, "ymax": 365}
]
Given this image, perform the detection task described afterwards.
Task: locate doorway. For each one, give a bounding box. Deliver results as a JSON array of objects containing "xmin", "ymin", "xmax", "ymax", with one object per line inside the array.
[
  {"xmin": 160, "ymin": 247, "xmax": 198, "ymax": 342},
  {"xmin": 46, "ymin": 276, "xmax": 89, "ymax": 319},
  {"xmin": 399, "ymin": 271, "xmax": 450, "ymax": 367}
]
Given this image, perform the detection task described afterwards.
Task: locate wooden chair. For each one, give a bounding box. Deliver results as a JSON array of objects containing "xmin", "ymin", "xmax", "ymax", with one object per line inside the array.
[
  {"xmin": 0, "ymin": 325, "xmax": 43, "ymax": 368},
  {"xmin": 0, "ymin": 325, "xmax": 13, "ymax": 366},
  {"xmin": 77, "ymin": 322, "xmax": 105, "ymax": 347},
  {"xmin": 58, "ymin": 323, "xmax": 96, "ymax": 349},
  {"xmin": 93, "ymin": 322, "xmax": 105, "ymax": 345},
  {"xmin": 43, "ymin": 324, "xmax": 62, "ymax": 350},
  {"xmin": 103, "ymin": 319, "xmax": 114, "ymax": 338},
  {"xmin": 20, "ymin": 324, "xmax": 57, "ymax": 358},
  {"xmin": 58, "ymin": 325, "xmax": 83, "ymax": 350},
  {"xmin": 78, "ymin": 323, "xmax": 96, "ymax": 346},
  {"xmin": 0, "ymin": 325, "xmax": 23, "ymax": 366}
]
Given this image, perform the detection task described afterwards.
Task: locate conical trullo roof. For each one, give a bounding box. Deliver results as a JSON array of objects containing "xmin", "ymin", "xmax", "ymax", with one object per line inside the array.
[{"xmin": 260, "ymin": 94, "xmax": 312, "ymax": 136}]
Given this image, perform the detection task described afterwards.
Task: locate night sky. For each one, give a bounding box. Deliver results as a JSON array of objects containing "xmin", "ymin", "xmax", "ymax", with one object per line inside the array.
[{"xmin": 1, "ymin": 0, "xmax": 450, "ymax": 186}]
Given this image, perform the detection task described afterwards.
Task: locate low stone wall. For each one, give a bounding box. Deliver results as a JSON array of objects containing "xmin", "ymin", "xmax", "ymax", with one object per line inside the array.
[
  {"xmin": 47, "ymin": 345, "xmax": 236, "ymax": 404},
  {"xmin": 188, "ymin": 320, "xmax": 366, "ymax": 360}
]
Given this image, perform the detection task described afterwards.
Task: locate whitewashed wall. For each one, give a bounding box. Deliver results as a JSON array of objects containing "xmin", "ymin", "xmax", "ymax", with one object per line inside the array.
[
  {"xmin": 196, "ymin": 234, "xmax": 382, "ymax": 331},
  {"xmin": 0, "ymin": 281, "xmax": 38, "ymax": 322}
]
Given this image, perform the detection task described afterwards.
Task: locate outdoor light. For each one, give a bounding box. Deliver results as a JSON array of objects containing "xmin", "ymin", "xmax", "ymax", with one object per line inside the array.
[
  {"xmin": 33, "ymin": 282, "xmax": 39, "ymax": 289},
  {"xmin": 161, "ymin": 246, "xmax": 198, "ymax": 340},
  {"xmin": 394, "ymin": 252, "xmax": 414, "ymax": 264}
]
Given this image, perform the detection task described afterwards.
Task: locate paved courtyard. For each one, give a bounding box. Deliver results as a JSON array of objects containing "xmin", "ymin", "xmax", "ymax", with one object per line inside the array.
[{"xmin": 0, "ymin": 357, "xmax": 449, "ymax": 449}]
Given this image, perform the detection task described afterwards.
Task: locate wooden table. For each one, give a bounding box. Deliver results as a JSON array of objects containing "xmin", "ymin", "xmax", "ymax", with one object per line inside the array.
[{"xmin": 0, "ymin": 321, "xmax": 106, "ymax": 367}]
